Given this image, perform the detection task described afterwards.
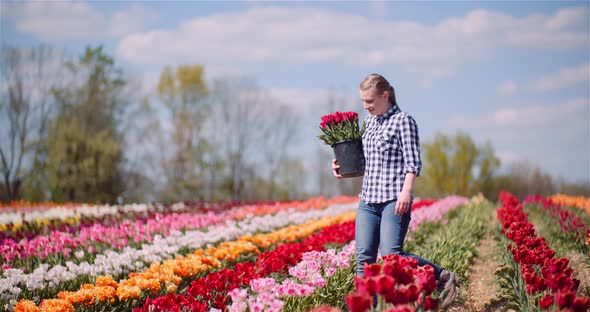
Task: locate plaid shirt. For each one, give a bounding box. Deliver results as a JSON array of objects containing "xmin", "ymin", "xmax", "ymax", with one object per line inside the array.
[{"xmin": 360, "ymin": 104, "xmax": 422, "ymax": 204}]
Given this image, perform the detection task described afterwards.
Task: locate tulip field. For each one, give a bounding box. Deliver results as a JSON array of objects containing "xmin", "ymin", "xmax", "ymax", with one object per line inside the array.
[{"xmin": 1, "ymin": 193, "xmax": 589, "ymax": 312}]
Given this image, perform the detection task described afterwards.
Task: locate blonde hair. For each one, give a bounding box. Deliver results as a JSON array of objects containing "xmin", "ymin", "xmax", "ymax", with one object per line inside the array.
[{"xmin": 359, "ymin": 74, "xmax": 397, "ymax": 106}]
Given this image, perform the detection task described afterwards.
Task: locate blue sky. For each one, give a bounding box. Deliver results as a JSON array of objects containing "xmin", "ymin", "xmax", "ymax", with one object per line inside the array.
[{"xmin": 2, "ymin": 1, "xmax": 589, "ymax": 182}]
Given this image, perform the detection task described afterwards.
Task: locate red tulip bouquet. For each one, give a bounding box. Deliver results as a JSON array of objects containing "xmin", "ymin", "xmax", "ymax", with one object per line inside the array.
[
  {"xmin": 318, "ymin": 111, "xmax": 366, "ymax": 177},
  {"xmin": 318, "ymin": 111, "xmax": 365, "ymax": 145}
]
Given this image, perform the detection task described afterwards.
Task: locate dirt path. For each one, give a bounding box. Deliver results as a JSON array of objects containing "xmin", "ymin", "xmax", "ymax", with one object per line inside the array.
[
  {"xmin": 447, "ymin": 214, "xmax": 507, "ymax": 312},
  {"xmin": 566, "ymin": 251, "xmax": 590, "ymax": 298}
]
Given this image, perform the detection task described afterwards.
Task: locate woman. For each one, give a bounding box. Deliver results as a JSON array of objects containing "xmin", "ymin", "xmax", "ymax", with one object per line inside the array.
[{"xmin": 332, "ymin": 74, "xmax": 458, "ymax": 309}]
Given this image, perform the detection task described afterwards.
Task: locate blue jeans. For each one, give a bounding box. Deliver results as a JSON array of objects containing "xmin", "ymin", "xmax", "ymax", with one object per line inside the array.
[{"xmin": 355, "ymin": 199, "xmax": 443, "ymax": 279}]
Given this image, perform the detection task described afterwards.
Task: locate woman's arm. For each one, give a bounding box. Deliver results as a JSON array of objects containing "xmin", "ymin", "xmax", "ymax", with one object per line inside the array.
[
  {"xmin": 396, "ymin": 172, "xmax": 416, "ymax": 215},
  {"xmin": 395, "ymin": 114, "xmax": 422, "ymax": 215}
]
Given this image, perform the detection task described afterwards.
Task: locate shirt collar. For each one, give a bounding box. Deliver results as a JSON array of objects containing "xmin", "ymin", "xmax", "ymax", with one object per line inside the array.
[{"xmin": 376, "ymin": 104, "xmax": 400, "ymax": 123}]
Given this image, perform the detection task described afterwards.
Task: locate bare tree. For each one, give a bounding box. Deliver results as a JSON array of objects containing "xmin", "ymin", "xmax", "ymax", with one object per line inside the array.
[
  {"xmin": 209, "ymin": 77, "xmax": 268, "ymax": 201},
  {"xmin": 259, "ymin": 99, "xmax": 300, "ymax": 200},
  {"xmin": 0, "ymin": 45, "xmax": 62, "ymax": 201}
]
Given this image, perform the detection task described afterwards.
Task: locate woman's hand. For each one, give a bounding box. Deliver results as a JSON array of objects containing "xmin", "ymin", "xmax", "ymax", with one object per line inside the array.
[
  {"xmin": 395, "ymin": 190, "xmax": 412, "ymax": 215},
  {"xmin": 332, "ymin": 159, "xmax": 343, "ymax": 179}
]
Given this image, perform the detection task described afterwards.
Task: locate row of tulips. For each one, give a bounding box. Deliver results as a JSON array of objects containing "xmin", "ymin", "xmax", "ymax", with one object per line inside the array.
[
  {"xmin": 406, "ymin": 196, "xmax": 468, "ymax": 234},
  {"xmin": 519, "ymin": 195, "xmax": 590, "ymax": 300},
  {"xmin": 0, "ymin": 199, "xmax": 311, "ymax": 213},
  {"xmin": 524, "ymin": 195, "xmax": 589, "ymax": 249},
  {"xmin": 0, "ymin": 201, "xmax": 238, "ymax": 237},
  {"xmin": 0, "ymin": 199, "xmax": 257, "ymax": 214},
  {"xmin": 224, "ymin": 196, "xmax": 474, "ymax": 312},
  {"xmin": 1, "ymin": 202, "xmax": 357, "ymax": 309},
  {"xmin": 1, "ymin": 203, "xmax": 174, "ymax": 225},
  {"xmin": 0, "ymin": 201, "xmax": 82, "ymax": 211},
  {"xmin": 2, "ymin": 197, "xmax": 358, "ymax": 271},
  {"xmin": 497, "ymin": 191, "xmax": 590, "ymax": 311},
  {"xmin": 13, "ymin": 210, "xmax": 358, "ymax": 311},
  {"xmin": 549, "ymin": 194, "xmax": 590, "ymax": 216}
]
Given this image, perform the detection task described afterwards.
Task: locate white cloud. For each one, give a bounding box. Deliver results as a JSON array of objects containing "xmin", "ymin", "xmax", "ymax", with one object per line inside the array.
[
  {"xmin": 446, "ymin": 97, "xmax": 588, "ymax": 130},
  {"xmin": 3, "ymin": 1, "xmax": 158, "ymax": 41},
  {"xmin": 116, "ymin": 6, "xmax": 588, "ymax": 78},
  {"xmin": 109, "ymin": 4, "xmax": 159, "ymax": 38},
  {"xmin": 531, "ymin": 62, "xmax": 590, "ymax": 91},
  {"xmin": 497, "ymin": 80, "xmax": 518, "ymax": 96}
]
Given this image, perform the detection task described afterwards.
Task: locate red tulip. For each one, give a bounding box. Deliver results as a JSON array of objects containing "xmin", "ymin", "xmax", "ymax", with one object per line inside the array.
[
  {"xmin": 382, "ymin": 261, "xmax": 398, "ymax": 277},
  {"xmin": 354, "ymin": 276, "xmax": 378, "ymax": 296},
  {"xmin": 363, "ymin": 263, "xmax": 382, "ymax": 277},
  {"xmin": 397, "ymin": 267, "xmax": 415, "ymax": 285},
  {"xmin": 556, "ymin": 291, "xmax": 575, "ymax": 308},
  {"xmin": 375, "ymin": 275, "xmax": 396, "ymax": 295},
  {"xmin": 345, "ymin": 293, "xmax": 372, "ymax": 312},
  {"xmin": 415, "ymin": 266, "xmax": 436, "ymax": 293},
  {"xmin": 539, "ymin": 293, "xmax": 554, "ymax": 309},
  {"xmin": 321, "ymin": 114, "xmax": 336, "ymax": 125},
  {"xmin": 571, "ymin": 296, "xmax": 590, "ymax": 312},
  {"xmin": 423, "ymin": 296, "xmax": 439, "ymax": 310},
  {"xmin": 390, "ymin": 285, "xmax": 412, "ymax": 305}
]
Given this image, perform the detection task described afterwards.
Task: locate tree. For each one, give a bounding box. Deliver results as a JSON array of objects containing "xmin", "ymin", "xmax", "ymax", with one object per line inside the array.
[
  {"xmin": 46, "ymin": 46, "xmax": 126, "ymax": 203},
  {"xmin": 555, "ymin": 178, "xmax": 590, "ymax": 197},
  {"xmin": 155, "ymin": 65, "xmax": 211, "ymax": 201},
  {"xmin": 417, "ymin": 132, "xmax": 500, "ymax": 198},
  {"xmin": 259, "ymin": 100, "xmax": 300, "ymax": 200},
  {"xmin": 271, "ymin": 157, "xmax": 309, "ymax": 200},
  {"xmin": 209, "ymin": 77, "xmax": 272, "ymax": 201},
  {"xmin": 0, "ymin": 45, "xmax": 62, "ymax": 202},
  {"xmin": 492, "ymin": 160, "xmax": 556, "ymax": 201}
]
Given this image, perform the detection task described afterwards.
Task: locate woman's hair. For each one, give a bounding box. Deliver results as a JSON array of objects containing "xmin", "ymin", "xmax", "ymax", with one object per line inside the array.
[{"xmin": 359, "ymin": 74, "xmax": 397, "ymax": 106}]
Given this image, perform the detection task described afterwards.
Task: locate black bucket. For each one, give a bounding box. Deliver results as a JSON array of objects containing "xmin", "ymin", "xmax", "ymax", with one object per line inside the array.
[{"xmin": 332, "ymin": 139, "xmax": 365, "ymax": 178}]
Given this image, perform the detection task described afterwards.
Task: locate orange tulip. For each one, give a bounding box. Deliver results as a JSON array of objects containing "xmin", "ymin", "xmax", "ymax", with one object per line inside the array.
[
  {"xmin": 38, "ymin": 299, "xmax": 75, "ymax": 312},
  {"xmin": 14, "ymin": 300, "xmax": 41, "ymax": 312}
]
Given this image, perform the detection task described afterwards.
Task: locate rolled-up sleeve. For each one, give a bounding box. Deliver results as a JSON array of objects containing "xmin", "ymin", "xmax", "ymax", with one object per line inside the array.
[{"xmin": 400, "ymin": 115, "xmax": 422, "ymax": 176}]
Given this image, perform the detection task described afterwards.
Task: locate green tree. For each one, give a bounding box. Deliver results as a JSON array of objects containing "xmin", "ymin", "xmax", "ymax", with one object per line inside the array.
[
  {"xmin": 417, "ymin": 132, "xmax": 500, "ymax": 199},
  {"xmin": 46, "ymin": 46, "xmax": 125, "ymax": 203}
]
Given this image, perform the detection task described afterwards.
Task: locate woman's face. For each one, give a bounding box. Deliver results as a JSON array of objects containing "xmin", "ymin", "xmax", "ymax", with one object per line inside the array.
[{"xmin": 360, "ymin": 88, "xmax": 390, "ymax": 116}]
